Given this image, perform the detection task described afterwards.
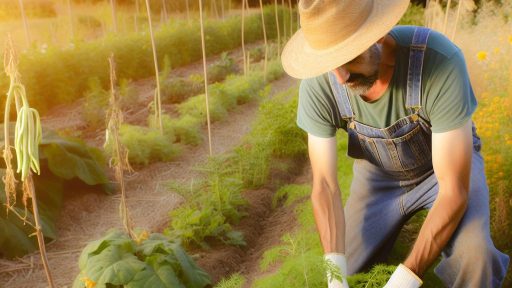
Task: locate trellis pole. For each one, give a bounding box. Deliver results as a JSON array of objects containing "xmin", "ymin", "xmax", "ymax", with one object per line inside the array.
[
  {"xmin": 259, "ymin": 0, "xmax": 268, "ymax": 81},
  {"xmin": 18, "ymin": 0, "xmax": 30, "ymax": 47},
  {"xmin": 274, "ymin": 0, "xmax": 281, "ymax": 56},
  {"xmin": 110, "ymin": 0, "xmax": 118, "ymax": 33},
  {"xmin": 144, "ymin": 0, "xmax": 163, "ymax": 134},
  {"xmin": 241, "ymin": 0, "xmax": 247, "ymax": 76},
  {"xmin": 199, "ymin": 0, "xmax": 213, "ymax": 156}
]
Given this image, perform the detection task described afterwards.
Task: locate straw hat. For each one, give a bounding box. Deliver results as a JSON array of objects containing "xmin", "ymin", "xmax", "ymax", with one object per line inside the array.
[{"xmin": 281, "ymin": 0, "xmax": 410, "ymax": 79}]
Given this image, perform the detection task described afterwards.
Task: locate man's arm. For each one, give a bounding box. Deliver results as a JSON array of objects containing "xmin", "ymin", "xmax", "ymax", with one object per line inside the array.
[
  {"xmin": 403, "ymin": 119, "xmax": 473, "ymax": 277},
  {"xmin": 308, "ymin": 133, "xmax": 345, "ymax": 254}
]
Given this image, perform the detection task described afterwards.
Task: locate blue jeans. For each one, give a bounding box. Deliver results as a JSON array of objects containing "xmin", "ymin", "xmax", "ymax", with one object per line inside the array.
[{"xmin": 344, "ymin": 149, "xmax": 510, "ymax": 287}]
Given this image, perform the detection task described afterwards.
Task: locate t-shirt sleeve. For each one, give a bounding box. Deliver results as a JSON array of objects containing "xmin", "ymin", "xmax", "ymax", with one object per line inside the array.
[
  {"xmin": 296, "ymin": 77, "xmax": 338, "ymax": 138},
  {"xmin": 424, "ymin": 50, "xmax": 477, "ymax": 133}
]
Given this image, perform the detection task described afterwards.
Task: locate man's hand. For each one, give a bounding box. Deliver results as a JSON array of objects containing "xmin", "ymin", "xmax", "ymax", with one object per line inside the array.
[
  {"xmin": 384, "ymin": 264, "xmax": 423, "ymax": 288},
  {"xmin": 324, "ymin": 253, "xmax": 349, "ymax": 288}
]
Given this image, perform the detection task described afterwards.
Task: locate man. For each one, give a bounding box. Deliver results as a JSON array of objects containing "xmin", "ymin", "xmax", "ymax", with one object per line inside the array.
[{"xmin": 280, "ymin": 0, "xmax": 510, "ymax": 287}]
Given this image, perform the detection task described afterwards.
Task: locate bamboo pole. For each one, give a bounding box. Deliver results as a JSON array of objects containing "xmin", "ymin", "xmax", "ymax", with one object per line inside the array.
[
  {"xmin": 26, "ymin": 177, "xmax": 56, "ymax": 288},
  {"xmin": 442, "ymin": 0, "xmax": 452, "ymax": 34},
  {"xmin": 110, "ymin": 0, "xmax": 118, "ymax": 33},
  {"xmin": 199, "ymin": 0, "xmax": 213, "ymax": 156},
  {"xmin": 18, "ymin": 0, "xmax": 30, "ymax": 47},
  {"xmin": 288, "ymin": 0, "xmax": 293, "ymax": 37},
  {"xmin": 221, "ymin": 0, "xmax": 225, "ymax": 18},
  {"xmin": 144, "ymin": 0, "xmax": 163, "ymax": 134},
  {"xmin": 67, "ymin": 0, "xmax": 74, "ymax": 41},
  {"xmin": 135, "ymin": 0, "xmax": 140, "ymax": 32},
  {"xmin": 274, "ymin": 0, "xmax": 280, "ymax": 56},
  {"xmin": 451, "ymin": 0, "xmax": 463, "ymax": 40},
  {"xmin": 281, "ymin": 0, "xmax": 286, "ymax": 41},
  {"xmin": 162, "ymin": 0, "xmax": 168, "ymax": 23},
  {"xmin": 241, "ymin": 0, "xmax": 247, "ymax": 76},
  {"xmin": 259, "ymin": 0, "xmax": 268, "ymax": 81},
  {"xmin": 186, "ymin": 0, "xmax": 191, "ymax": 23}
]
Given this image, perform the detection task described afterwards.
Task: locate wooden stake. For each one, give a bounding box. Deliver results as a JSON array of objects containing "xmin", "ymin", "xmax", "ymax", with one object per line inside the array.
[
  {"xmin": 135, "ymin": 0, "xmax": 140, "ymax": 32},
  {"xmin": 241, "ymin": 0, "xmax": 247, "ymax": 76},
  {"xmin": 288, "ymin": 0, "xmax": 293, "ymax": 37},
  {"xmin": 451, "ymin": 0, "xmax": 463, "ymax": 40},
  {"xmin": 274, "ymin": 0, "xmax": 281, "ymax": 56},
  {"xmin": 110, "ymin": 0, "xmax": 118, "ymax": 33},
  {"xmin": 442, "ymin": 0, "xmax": 452, "ymax": 34},
  {"xmin": 259, "ymin": 0, "xmax": 268, "ymax": 82},
  {"xmin": 144, "ymin": 0, "xmax": 163, "ymax": 134},
  {"xmin": 186, "ymin": 0, "xmax": 191, "ymax": 23},
  {"xmin": 18, "ymin": 0, "xmax": 30, "ymax": 47},
  {"xmin": 281, "ymin": 0, "xmax": 286, "ymax": 41},
  {"xmin": 67, "ymin": 0, "xmax": 74, "ymax": 41},
  {"xmin": 199, "ymin": 0, "xmax": 213, "ymax": 156},
  {"xmin": 26, "ymin": 176, "xmax": 56, "ymax": 288}
]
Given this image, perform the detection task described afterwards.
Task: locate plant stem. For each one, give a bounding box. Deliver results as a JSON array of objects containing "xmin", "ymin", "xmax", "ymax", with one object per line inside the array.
[
  {"xmin": 17, "ymin": 0, "xmax": 30, "ymax": 47},
  {"xmin": 25, "ymin": 175, "xmax": 56, "ymax": 288}
]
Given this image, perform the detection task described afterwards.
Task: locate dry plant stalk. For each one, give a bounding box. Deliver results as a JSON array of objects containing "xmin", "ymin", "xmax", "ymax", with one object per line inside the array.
[
  {"xmin": 199, "ymin": 0, "xmax": 213, "ymax": 156},
  {"xmin": 281, "ymin": 0, "xmax": 287, "ymax": 41},
  {"xmin": 110, "ymin": 0, "xmax": 118, "ymax": 33},
  {"xmin": 241, "ymin": 0, "xmax": 247, "ymax": 76},
  {"xmin": 274, "ymin": 0, "xmax": 281, "ymax": 55},
  {"xmin": 259, "ymin": 0, "xmax": 268, "ymax": 81},
  {"xmin": 288, "ymin": 0, "xmax": 293, "ymax": 38},
  {"xmin": 443, "ymin": 0, "xmax": 453, "ymax": 34},
  {"xmin": 17, "ymin": 0, "xmax": 30, "ymax": 47},
  {"xmin": 2, "ymin": 37, "xmax": 55, "ymax": 288},
  {"xmin": 144, "ymin": 0, "xmax": 163, "ymax": 134},
  {"xmin": 105, "ymin": 55, "xmax": 135, "ymax": 239}
]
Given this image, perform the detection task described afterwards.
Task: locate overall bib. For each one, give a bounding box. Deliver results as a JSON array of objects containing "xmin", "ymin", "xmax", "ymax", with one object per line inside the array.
[{"xmin": 327, "ymin": 27, "xmax": 509, "ymax": 287}]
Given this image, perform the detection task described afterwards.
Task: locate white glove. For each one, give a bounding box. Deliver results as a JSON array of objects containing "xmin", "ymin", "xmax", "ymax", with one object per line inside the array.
[
  {"xmin": 383, "ymin": 264, "xmax": 423, "ymax": 288},
  {"xmin": 324, "ymin": 253, "xmax": 349, "ymax": 288}
]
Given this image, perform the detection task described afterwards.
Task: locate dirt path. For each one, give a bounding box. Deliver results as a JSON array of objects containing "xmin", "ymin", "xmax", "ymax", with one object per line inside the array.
[
  {"xmin": 0, "ymin": 70, "xmax": 299, "ymax": 288},
  {"xmin": 194, "ymin": 163, "xmax": 312, "ymax": 287}
]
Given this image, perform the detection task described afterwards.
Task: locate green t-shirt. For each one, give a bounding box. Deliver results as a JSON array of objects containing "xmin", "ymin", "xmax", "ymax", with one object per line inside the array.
[{"xmin": 297, "ymin": 25, "xmax": 477, "ymax": 138}]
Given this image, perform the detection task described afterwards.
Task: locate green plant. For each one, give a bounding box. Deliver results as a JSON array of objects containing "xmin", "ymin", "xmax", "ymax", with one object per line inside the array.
[
  {"xmin": 73, "ymin": 229, "xmax": 211, "ymax": 288},
  {"xmin": 207, "ymin": 52, "xmax": 238, "ymax": 83},
  {"xmin": 0, "ymin": 6, "xmax": 294, "ymax": 118},
  {"xmin": 168, "ymin": 115, "xmax": 203, "ymax": 146},
  {"xmin": 82, "ymin": 77, "xmax": 109, "ymax": 129},
  {"xmin": 214, "ymin": 273, "xmax": 246, "ymax": 288},
  {"xmin": 161, "ymin": 77, "xmax": 203, "ymax": 104},
  {"xmin": 118, "ymin": 124, "xmax": 179, "ymax": 166}
]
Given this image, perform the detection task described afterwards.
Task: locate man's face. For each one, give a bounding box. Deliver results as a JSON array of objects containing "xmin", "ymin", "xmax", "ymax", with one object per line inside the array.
[{"xmin": 332, "ymin": 44, "xmax": 382, "ymax": 96}]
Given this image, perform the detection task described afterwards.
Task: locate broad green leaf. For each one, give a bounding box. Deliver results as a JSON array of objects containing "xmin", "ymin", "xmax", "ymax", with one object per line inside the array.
[
  {"xmin": 78, "ymin": 230, "xmax": 132, "ymax": 269},
  {"xmin": 171, "ymin": 243, "xmax": 212, "ymax": 288},
  {"xmin": 41, "ymin": 132, "xmax": 108, "ymax": 185},
  {"xmin": 86, "ymin": 245, "xmax": 145, "ymax": 285},
  {"xmin": 126, "ymin": 255, "xmax": 186, "ymax": 288}
]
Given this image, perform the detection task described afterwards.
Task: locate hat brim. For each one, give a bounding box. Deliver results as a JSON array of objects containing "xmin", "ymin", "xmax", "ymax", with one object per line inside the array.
[{"xmin": 281, "ymin": 0, "xmax": 410, "ymax": 79}]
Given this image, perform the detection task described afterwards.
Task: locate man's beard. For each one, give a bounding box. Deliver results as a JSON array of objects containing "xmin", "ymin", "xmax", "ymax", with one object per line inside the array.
[
  {"xmin": 346, "ymin": 72, "xmax": 378, "ymax": 96},
  {"xmin": 345, "ymin": 44, "xmax": 381, "ymax": 96}
]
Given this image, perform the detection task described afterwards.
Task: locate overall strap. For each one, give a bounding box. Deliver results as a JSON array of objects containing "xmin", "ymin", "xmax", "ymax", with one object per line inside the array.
[
  {"xmin": 406, "ymin": 27, "xmax": 431, "ymax": 114},
  {"xmin": 327, "ymin": 72, "xmax": 355, "ymax": 121}
]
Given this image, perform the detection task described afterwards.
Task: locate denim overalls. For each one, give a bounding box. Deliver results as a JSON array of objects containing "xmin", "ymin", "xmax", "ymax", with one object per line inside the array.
[{"xmin": 328, "ymin": 27, "xmax": 510, "ymax": 287}]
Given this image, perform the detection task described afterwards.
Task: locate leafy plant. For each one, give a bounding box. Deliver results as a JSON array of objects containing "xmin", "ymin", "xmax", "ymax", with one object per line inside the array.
[
  {"xmin": 0, "ymin": 129, "xmax": 110, "ymax": 258},
  {"xmin": 82, "ymin": 77, "xmax": 109, "ymax": 129},
  {"xmin": 73, "ymin": 229, "xmax": 211, "ymax": 288},
  {"xmin": 117, "ymin": 124, "xmax": 180, "ymax": 166},
  {"xmin": 214, "ymin": 273, "xmax": 246, "ymax": 288},
  {"xmin": 207, "ymin": 52, "xmax": 238, "ymax": 84}
]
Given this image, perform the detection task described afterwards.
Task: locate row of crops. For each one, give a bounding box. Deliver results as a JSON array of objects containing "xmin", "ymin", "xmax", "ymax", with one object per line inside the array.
[{"xmin": 0, "ymin": 3, "xmax": 299, "ymax": 286}]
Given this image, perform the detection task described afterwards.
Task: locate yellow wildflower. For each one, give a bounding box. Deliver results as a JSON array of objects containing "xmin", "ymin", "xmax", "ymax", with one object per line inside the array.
[
  {"xmin": 81, "ymin": 277, "xmax": 96, "ymax": 288},
  {"xmin": 476, "ymin": 51, "xmax": 487, "ymax": 61}
]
